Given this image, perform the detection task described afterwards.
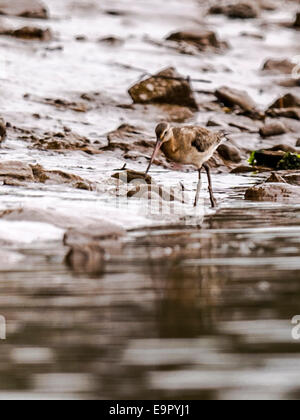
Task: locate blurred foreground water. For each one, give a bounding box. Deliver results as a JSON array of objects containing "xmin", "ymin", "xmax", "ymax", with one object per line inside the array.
[{"xmin": 1, "ymin": 202, "xmax": 300, "ymax": 400}]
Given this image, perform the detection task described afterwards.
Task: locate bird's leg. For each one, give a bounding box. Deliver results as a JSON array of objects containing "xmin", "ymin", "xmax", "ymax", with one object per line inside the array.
[
  {"xmin": 194, "ymin": 168, "xmax": 202, "ymax": 207},
  {"xmin": 203, "ymin": 163, "xmax": 217, "ymax": 208}
]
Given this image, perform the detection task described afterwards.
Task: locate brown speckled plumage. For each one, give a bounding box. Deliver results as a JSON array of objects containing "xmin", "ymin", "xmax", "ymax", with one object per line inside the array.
[{"xmin": 146, "ymin": 123, "xmax": 224, "ymax": 207}]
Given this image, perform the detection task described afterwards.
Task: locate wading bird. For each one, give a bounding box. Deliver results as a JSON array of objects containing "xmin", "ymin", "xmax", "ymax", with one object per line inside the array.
[{"xmin": 145, "ymin": 122, "xmax": 223, "ymax": 207}]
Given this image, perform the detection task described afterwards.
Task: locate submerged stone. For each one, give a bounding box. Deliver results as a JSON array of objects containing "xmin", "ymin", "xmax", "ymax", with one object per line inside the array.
[{"xmin": 245, "ymin": 183, "xmax": 300, "ymax": 203}]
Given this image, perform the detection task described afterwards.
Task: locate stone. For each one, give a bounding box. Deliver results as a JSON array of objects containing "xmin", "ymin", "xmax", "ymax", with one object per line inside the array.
[
  {"xmin": 267, "ymin": 108, "xmax": 300, "ymax": 120},
  {"xmin": 166, "ymin": 30, "xmax": 228, "ymax": 52},
  {"xmin": 0, "ymin": 118, "xmax": 6, "ymax": 142},
  {"xmin": 112, "ymin": 170, "xmax": 154, "ymax": 185},
  {"xmin": 30, "ymin": 130, "xmax": 95, "ymax": 153},
  {"xmin": 245, "ymin": 183, "xmax": 300, "ymax": 203},
  {"xmin": 209, "ymin": 2, "xmax": 259, "ymax": 19},
  {"xmin": 269, "ymin": 94, "xmax": 300, "ymax": 109},
  {"xmin": 0, "ymin": 26, "xmax": 52, "ymax": 41},
  {"xmin": 0, "ymin": 161, "xmax": 94, "ymax": 190},
  {"xmin": 0, "ymin": 0, "xmax": 48, "ymax": 19},
  {"xmin": 217, "ymin": 143, "xmax": 242, "ymax": 163},
  {"xmin": 0, "ymin": 161, "xmax": 34, "ymax": 181},
  {"xmin": 128, "ymin": 67, "xmax": 198, "ymax": 110},
  {"xmin": 294, "ymin": 13, "xmax": 300, "ymax": 28},
  {"xmin": 65, "ymin": 244, "xmax": 105, "ymax": 275},
  {"xmin": 249, "ymin": 150, "xmax": 285, "ymax": 168},
  {"xmin": 104, "ymin": 124, "xmax": 154, "ymax": 153},
  {"xmin": 231, "ymin": 164, "xmax": 257, "ymax": 173},
  {"xmin": 266, "ymin": 172, "xmax": 286, "ymax": 183},
  {"xmin": 262, "ymin": 59, "xmax": 295, "ymax": 75},
  {"xmin": 267, "ymin": 144, "xmax": 297, "ymax": 153},
  {"xmin": 127, "ymin": 184, "xmax": 185, "ymax": 203},
  {"xmin": 259, "ymin": 121, "xmax": 287, "ymax": 137},
  {"xmin": 215, "ymin": 86, "xmax": 258, "ymax": 114}
]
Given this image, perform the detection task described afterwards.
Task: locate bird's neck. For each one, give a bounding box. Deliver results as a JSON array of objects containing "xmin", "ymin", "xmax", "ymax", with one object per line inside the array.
[{"xmin": 161, "ymin": 131, "xmax": 179, "ymax": 157}]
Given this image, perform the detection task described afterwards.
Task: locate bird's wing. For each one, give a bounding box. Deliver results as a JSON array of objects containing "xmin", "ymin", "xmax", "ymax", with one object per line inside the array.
[{"xmin": 174, "ymin": 127, "xmax": 221, "ymax": 153}]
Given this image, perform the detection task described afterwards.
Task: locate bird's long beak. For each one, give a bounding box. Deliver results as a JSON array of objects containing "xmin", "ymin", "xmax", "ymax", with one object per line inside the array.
[{"xmin": 145, "ymin": 138, "xmax": 162, "ymax": 175}]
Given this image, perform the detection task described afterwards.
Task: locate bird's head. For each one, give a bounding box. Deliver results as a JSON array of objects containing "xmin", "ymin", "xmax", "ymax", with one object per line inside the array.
[
  {"xmin": 155, "ymin": 122, "xmax": 173, "ymax": 144},
  {"xmin": 145, "ymin": 122, "xmax": 172, "ymax": 175}
]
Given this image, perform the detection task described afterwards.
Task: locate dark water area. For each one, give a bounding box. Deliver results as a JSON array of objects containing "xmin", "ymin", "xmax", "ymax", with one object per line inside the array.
[{"xmin": 1, "ymin": 204, "xmax": 300, "ymax": 400}]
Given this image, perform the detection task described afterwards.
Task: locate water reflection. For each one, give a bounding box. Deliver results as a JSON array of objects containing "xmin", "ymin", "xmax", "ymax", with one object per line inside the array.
[{"xmin": 1, "ymin": 206, "xmax": 300, "ymax": 399}]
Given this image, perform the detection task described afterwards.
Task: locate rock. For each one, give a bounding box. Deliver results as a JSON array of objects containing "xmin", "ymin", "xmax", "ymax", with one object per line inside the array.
[
  {"xmin": 294, "ymin": 13, "xmax": 300, "ymax": 28},
  {"xmin": 158, "ymin": 105, "xmax": 194, "ymax": 123},
  {"xmin": 278, "ymin": 78, "xmax": 300, "ymax": 88},
  {"xmin": 98, "ymin": 36, "xmax": 124, "ymax": 46},
  {"xmin": 127, "ymin": 184, "xmax": 185, "ymax": 203},
  {"xmin": 249, "ymin": 150, "xmax": 285, "ymax": 168},
  {"xmin": 269, "ymin": 94, "xmax": 300, "ymax": 109},
  {"xmin": 277, "ymin": 153, "xmax": 300, "ymax": 170},
  {"xmin": 209, "ymin": 2, "xmax": 259, "ymax": 19},
  {"xmin": 31, "ymin": 164, "xmax": 93, "ymax": 190},
  {"xmin": 245, "ymin": 183, "xmax": 300, "ymax": 203},
  {"xmin": 217, "ymin": 143, "xmax": 242, "ymax": 163},
  {"xmin": 231, "ymin": 164, "xmax": 257, "ymax": 173},
  {"xmin": 249, "ymin": 149, "xmax": 300, "ymax": 170},
  {"xmin": 265, "ymin": 171, "xmax": 300, "ymax": 186},
  {"xmin": 284, "ymin": 173, "xmax": 300, "ymax": 186},
  {"xmin": 166, "ymin": 30, "xmax": 228, "ymax": 52},
  {"xmin": 64, "ymin": 225, "xmax": 124, "ymax": 245},
  {"xmin": 128, "ymin": 67, "xmax": 198, "ymax": 110},
  {"xmin": 262, "ymin": 59, "xmax": 295, "ymax": 75},
  {"xmin": 296, "ymin": 138, "xmax": 300, "ymax": 147},
  {"xmin": 0, "ymin": 161, "xmax": 34, "ymax": 181},
  {"xmin": 0, "ymin": 118, "xmax": 6, "ymax": 142},
  {"xmin": 267, "ymin": 108, "xmax": 300, "ymax": 120},
  {"xmin": 30, "ymin": 130, "xmax": 96, "ymax": 153},
  {"xmin": 112, "ymin": 170, "xmax": 154, "ymax": 185},
  {"xmin": 43, "ymin": 98, "xmax": 88, "ymax": 112},
  {"xmin": 266, "ymin": 172, "xmax": 286, "ymax": 183},
  {"xmin": 0, "ymin": 161, "xmax": 94, "ymax": 190},
  {"xmin": 104, "ymin": 124, "xmax": 153, "ymax": 153},
  {"xmin": 267, "ymin": 144, "xmax": 297, "ymax": 153},
  {"xmin": 215, "ymin": 86, "xmax": 258, "ymax": 114},
  {"xmin": 240, "ymin": 31, "xmax": 264, "ymax": 40},
  {"xmin": 65, "ymin": 244, "xmax": 105, "ymax": 275},
  {"xmin": 0, "ymin": 0, "xmax": 48, "ymax": 19},
  {"xmin": 257, "ymin": 0, "xmax": 277, "ymax": 11},
  {"xmin": 267, "ymin": 95, "xmax": 300, "ymax": 120},
  {"xmin": 0, "ymin": 26, "xmax": 52, "ymax": 41},
  {"xmin": 208, "ymin": 113, "xmax": 262, "ymax": 133},
  {"xmin": 259, "ymin": 121, "xmax": 287, "ymax": 137},
  {"xmin": 207, "ymin": 118, "xmax": 225, "ymax": 128}
]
